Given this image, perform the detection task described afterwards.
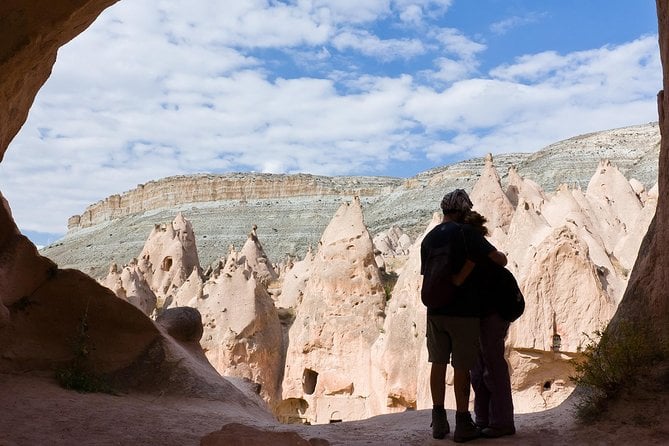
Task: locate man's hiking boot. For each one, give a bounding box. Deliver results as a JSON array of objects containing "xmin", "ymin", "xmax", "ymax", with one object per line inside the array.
[
  {"xmin": 481, "ymin": 425, "xmax": 516, "ymax": 438},
  {"xmin": 453, "ymin": 411, "xmax": 480, "ymax": 443},
  {"xmin": 431, "ymin": 407, "xmax": 449, "ymax": 439}
]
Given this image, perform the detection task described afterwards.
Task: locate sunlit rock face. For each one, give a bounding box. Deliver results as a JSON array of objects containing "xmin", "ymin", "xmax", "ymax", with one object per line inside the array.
[
  {"xmin": 99, "ymin": 261, "xmax": 157, "ymax": 316},
  {"xmin": 278, "ymin": 197, "xmax": 387, "ymax": 424},
  {"xmin": 195, "ymin": 255, "xmax": 284, "ymax": 408},
  {"xmin": 88, "ymin": 155, "xmax": 656, "ymax": 421}
]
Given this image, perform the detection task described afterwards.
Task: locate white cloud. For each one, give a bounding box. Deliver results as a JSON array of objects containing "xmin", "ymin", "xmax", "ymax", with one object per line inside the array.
[
  {"xmin": 332, "ymin": 29, "xmax": 426, "ymax": 60},
  {"xmin": 490, "ymin": 11, "xmax": 547, "ymax": 36},
  {"xmin": 0, "ymin": 1, "xmax": 660, "ymax": 238},
  {"xmin": 432, "ymin": 27, "xmax": 486, "ymax": 59}
]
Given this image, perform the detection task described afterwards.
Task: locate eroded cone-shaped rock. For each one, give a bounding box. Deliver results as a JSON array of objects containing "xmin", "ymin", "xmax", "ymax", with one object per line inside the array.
[
  {"xmin": 614, "ymin": 182, "xmax": 658, "ymax": 271},
  {"xmin": 541, "ymin": 186, "xmax": 625, "ymax": 302},
  {"xmin": 280, "ymin": 196, "xmax": 386, "ymax": 424},
  {"xmin": 584, "ymin": 160, "xmax": 643, "ymax": 254},
  {"xmin": 501, "ymin": 195, "xmax": 553, "ymax": 275},
  {"xmin": 510, "ymin": 226, "xmax": 616, "ymax": 353},
  {"xmin": 137, "ymin": 212, "xmax": 201, "ymax": 307},
  {"xmin": 277, "ymin": 249, "xmax": 314, "ymax": 309},
  {"xmin": 100, "ymin": 261, "xmax": 157, "ymax": 315},
  {"xmin": 166, "ymin": 267, "xmax": 204, "ymax": 308},
  {"xmin": 470, "ymin": 153, "xmax": 515, "ymax": 232},
  {"xmin": 507, "ymin": 165, "xmax": 545, "ymax": 210},
  {"xmin": 238, "ymin": 225, "xmax": 278, "ymax": 285},
  {"xmin": 195, "ymin": 255, "xmax": 283, "ymax": 408},
  {"xmin": 371, "ymin": 212, "xmax": 442, "ymax": 414},
  {"xmin": 373, "ymin": 225, "xmax": 411, "ymax": 257}
]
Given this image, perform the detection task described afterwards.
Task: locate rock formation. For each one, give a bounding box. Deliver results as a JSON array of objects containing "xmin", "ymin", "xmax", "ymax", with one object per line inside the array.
[
  {"xmin": 84, "ymin": 153, "xmax": 657, "ymax": 422},
  {"xmin": 1, "ymin": 2, "xmax": 668, "ymax": 444},
  {"xmin": 99, "ymin": 261, "xmax": 157, "ymax": 315},
  {"xmin": 278, "ymin": 197, "xmax": 387, "ymax": 424},
  {"xmin": 610, "ymin": 0, "xmax": 669, "ymax": 346},
  {"xmin": 134, "ymin": 212, "xmax": 201, "ymax": 307},
  {"xmin": 195, "ymin": 250, "xmax": 284, "ymax": 407}
]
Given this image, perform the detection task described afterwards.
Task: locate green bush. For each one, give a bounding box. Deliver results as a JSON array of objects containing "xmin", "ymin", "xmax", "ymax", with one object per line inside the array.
[
  {"xmin": 570, "ymin": 322, "xmax": 667, "ymax": 422},
  {"xmin": 381, "ymin": 270, "xmax": 398, "ymax": 301},
  {"xmin": 54, "ymin": 305, "xmax": 115, "ymax": 394}
]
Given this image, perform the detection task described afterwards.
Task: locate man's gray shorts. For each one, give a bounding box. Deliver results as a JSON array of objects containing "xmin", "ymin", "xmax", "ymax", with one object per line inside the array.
[{"xmin": 426, "ymin": 314, "xmax": 480, "ymax": 369}]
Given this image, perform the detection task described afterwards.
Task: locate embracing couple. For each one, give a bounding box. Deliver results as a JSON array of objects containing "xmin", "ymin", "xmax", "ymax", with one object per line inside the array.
[{"xmin": 420, "ymin": 189, "xmax": 516, "ymax": 442}]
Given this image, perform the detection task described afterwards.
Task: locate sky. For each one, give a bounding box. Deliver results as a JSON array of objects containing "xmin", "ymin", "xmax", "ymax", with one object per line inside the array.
[{"xmin": 0, "ymin": 0, "xmax": 662, "ymax": 247}]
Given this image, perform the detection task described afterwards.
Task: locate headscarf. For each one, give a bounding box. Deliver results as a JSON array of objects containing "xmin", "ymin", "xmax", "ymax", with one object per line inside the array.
[{"xmin": 440, "ymin": 189, "xmax": 473, "ymax": 214}]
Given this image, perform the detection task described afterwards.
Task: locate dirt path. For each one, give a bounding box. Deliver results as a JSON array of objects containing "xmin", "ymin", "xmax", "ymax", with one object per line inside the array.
[{"xmin": 0, "ymin": 373, "xmax": 665, "ymax": 446}]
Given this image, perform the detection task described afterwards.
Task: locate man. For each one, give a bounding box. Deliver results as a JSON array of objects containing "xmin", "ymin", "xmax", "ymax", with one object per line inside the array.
[{"xmin": 420, "ymin": 189, "xmax": 507, "ymax": 442}]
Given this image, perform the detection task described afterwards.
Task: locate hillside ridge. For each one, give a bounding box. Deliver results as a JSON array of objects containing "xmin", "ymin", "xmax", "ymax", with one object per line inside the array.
[{"xmin": 42, "ymin": 122, "xmax": 660, "ymax": 278}]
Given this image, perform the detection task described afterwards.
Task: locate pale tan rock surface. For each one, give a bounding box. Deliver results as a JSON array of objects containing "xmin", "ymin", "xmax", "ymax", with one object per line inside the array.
[
  {"xmin": 279, "ymin": 197, "xmax": 387, "ymax": 424},
  {"xmin": 238, "ymin": 224, "xmax": 279, "ymax": 285},
  {"xmin": 99, "ymin": 262, "xmax": 157, "ymax": 315},
  {"xmin": 276, "ymin": 249, "xmax": 314, "ymax": 309},
  {"xmin": 137, "ymin": 212, "xmax": 201, "ymax": 307},
  {"xmin": 195, "ymin": 250, "xmax": 283, "ymax": 408},
  {"xmin": 371, "ymin": 213, "xmax": 440, "ymax": 413},
  {"xmin": 471, "ymin": 154, "xmax": 515, "ymax": 232}
]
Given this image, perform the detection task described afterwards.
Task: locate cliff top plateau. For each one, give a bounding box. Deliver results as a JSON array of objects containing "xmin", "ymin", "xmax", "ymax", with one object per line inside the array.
[{"xmin": 41, "ymin": 121, "xmax": 660, "ymax": 278}]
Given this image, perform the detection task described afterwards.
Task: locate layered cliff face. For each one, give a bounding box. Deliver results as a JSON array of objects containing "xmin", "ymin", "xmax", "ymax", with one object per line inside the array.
[
  {"xmin": 67, "ymin": 173, "xmax": 402, "ymax": 230},
  {"xmin": 39, "ymin": 122, "xmax": 660, "ymax": 280}
]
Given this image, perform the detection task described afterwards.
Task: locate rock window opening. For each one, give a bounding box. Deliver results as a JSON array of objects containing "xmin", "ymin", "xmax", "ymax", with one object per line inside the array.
[
  {"xmin": 161, "ymin": 256, "xmax": 173, "ymax": 272},
  {"xmin": 302, "ymin": 368, "xmax": 318, "ymax": 395},
  {"xmin": 329, "ymin": 411, "xmax": 343, "ymax": 424},
  {"xmin": 543, "ymin": 381, "xmax": 552, "ymax": 391},
  {"xmin": 552, "ymin": 334, "xmax": 562, "ymax": 352}
]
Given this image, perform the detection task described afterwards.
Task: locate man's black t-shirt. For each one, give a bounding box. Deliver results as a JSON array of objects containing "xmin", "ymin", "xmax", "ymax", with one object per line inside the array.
[{"xmin": 420, "ymin": 221, "xmax": 496, "ymax": 317}]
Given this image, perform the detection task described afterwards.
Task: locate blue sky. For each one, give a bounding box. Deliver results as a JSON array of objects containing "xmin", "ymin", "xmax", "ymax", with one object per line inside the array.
[{"xmin": 0, "ymin": 0, "xmax": 661, "ymax": 247}]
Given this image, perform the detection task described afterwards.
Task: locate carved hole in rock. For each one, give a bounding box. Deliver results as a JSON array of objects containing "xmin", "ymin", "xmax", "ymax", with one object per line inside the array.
[
  {"xmin": 329, "ymin": 411, "xmax": 343, "ymax": 423},
  {"xmin": 161, "ymin": 256, "xmax": 173, "ymax": 271},
  {"xmin": 543, "ymin": 380, "xmax": 552, "ymax": 391},
  {"xmin": 302, "ymin": 368, "xmax": 318, "ymax": 395}
]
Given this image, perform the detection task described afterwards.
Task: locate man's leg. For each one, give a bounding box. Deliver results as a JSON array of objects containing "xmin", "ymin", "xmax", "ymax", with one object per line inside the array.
[
  {"xmin": 448, "ymin": 316, "xmax": 481, "ymax": 443},
  {"xmin": 429, "ymin": 363, "xmax": 449, "ymax": 438},
  {"xmin": 453, "ymin": 367, "xmax": 471, "ymax": 412},
  {"xmin": 430, "ymin": 362, "xmax": 447, "ymax": 405},
  {"xmin": 452, "ymin": 367, "xmax": 480, "ymax": 442},
  {"xmin": 426, "ymin": 315, "xmax": 451, "ymax": 440}
]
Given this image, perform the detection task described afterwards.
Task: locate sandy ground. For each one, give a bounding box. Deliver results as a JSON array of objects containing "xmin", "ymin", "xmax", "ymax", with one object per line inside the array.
[{"xmin": 0, "ymin": 372, "xmax": 667, "ymax": 446}]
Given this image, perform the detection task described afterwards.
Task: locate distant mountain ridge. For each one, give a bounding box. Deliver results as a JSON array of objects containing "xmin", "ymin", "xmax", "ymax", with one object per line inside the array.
[{"xmin": 41, "ymin": 122, "xmax": 660, "ymax": 278}]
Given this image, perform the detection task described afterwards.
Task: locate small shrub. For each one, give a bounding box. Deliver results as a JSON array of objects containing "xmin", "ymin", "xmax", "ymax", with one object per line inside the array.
[
  {"xmin": 570, "ymin": 322, "xmax": 667, "ymax": 422},
  {"xmin": 381, "ymin": 270, "xmax": 398, "ymax": 301},
  {"xmin": 55, "ymin": 304, "xmax": 115, "ymax": 394}
]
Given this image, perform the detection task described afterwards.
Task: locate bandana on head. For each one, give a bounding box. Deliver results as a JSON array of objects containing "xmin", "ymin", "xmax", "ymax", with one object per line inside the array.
[{"xmin": 440, "ymin": 189, "xmax": 473, "ymax": 213}]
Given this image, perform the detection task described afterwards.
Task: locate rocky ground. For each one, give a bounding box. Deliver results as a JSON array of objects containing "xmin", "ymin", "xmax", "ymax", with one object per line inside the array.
[{"xmin": 1, "ymin": 371, "xmax": 667, "ymax": 446}]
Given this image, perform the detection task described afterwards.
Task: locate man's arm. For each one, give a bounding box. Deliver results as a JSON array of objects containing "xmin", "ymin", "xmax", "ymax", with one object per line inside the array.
[
  {"xmin": 488, "ymin": 250, "xmax": 507, "ymax": 266},
  {"xmin": 452, "ymin": 259, "xmax": 475, "ymax": 286}
]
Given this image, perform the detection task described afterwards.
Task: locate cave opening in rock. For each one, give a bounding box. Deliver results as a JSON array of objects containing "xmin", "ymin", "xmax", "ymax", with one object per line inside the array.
[{"xmin": 302, "ymin": 368, "xmax": 318, "ymax": 395}]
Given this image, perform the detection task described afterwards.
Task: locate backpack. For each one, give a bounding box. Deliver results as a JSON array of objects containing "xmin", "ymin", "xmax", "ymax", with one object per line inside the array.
[
  {"xmin": 491, "ymin": 266, "xmax": 525, "ymax": 322},
  {"xmin": 421, "ymin": 243, "xmax": 457, "ymax": 309}
]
